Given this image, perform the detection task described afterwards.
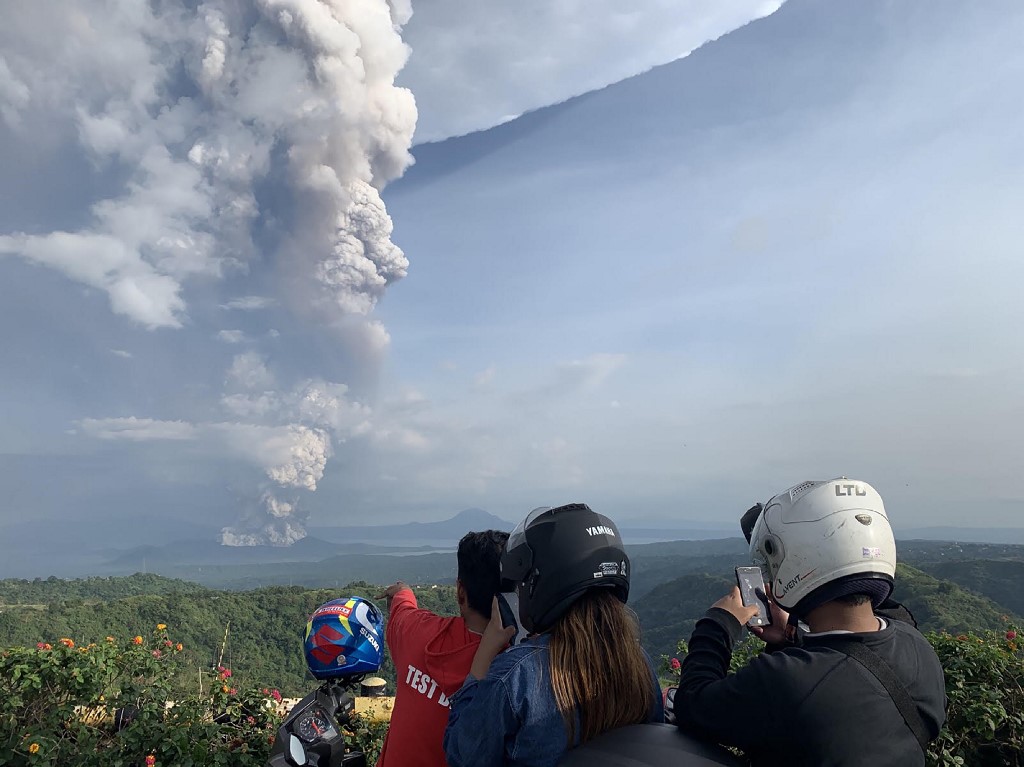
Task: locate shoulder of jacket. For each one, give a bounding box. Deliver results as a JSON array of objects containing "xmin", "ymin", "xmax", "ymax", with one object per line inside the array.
[{"xmin": 489, "ymin": 641, "xmax": 549, "ymax": 678}]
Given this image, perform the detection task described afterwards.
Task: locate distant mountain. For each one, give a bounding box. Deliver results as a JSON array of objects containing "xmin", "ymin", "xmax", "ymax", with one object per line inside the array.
[
  {"xmin": 898, "ymin": 528, "xmax": 1024, "ymax": 546},
  {"xmin": 100, "ymin": 535, "xmax": 351, "ymax": 571},
  {"xmin": 308, "ymin": 508, "xmax": 515, "ymax": 544}
]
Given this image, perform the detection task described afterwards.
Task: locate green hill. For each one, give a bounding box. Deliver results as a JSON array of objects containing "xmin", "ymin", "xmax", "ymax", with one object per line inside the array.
[
  {"xmin": 903, "ymin": 560, "xmax": 1024, "ymax": 622},
  {"xmin": 0, "ymin": 573, "xmax": 208, "ymax": 604},
  {"xmin": 633, "ymin": 573, "xmax": 733, "ymax": 662},
  {"xmin": 0, "ymin": 575, "xmax": 459, "ymax": 696},
  {"xmin": 632, "ymin": 563, "xmax": 1021, "ymax": 663}
]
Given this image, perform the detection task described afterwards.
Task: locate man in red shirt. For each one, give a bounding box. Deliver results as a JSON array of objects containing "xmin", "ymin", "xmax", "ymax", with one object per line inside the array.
[{"xmin": 376, "ymin": 529, "xmax": 509, "ymax": 767}]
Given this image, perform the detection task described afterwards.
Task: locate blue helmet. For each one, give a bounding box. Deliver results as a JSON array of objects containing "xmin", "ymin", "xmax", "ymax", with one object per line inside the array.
[{"xmin": 304, "ymin": 597, "xmax": 384, "ymax": 680}]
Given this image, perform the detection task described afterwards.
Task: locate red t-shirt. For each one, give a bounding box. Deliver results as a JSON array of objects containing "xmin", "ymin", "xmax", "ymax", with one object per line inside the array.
[{"xmin": 377, "ymin": 588, "xmax": 481, "ymax": 767}]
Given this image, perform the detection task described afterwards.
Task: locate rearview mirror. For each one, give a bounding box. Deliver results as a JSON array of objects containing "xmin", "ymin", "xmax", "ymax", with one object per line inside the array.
[{"xmin": 286, "ymin": 733, "xmax": 307, "ymax": 766}]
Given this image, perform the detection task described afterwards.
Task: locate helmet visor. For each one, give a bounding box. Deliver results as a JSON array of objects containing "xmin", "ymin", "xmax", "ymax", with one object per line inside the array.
[
  {"xmin": 501, "ymin": 506, "xmax": 550, "ymax": 591},
  {"xmin": 507, "ymin": 506, "xmax": 550, "ymax": 551},
  {"xmin": 740, "ymin": 502, "xmax": 763, "ymax": 544}
]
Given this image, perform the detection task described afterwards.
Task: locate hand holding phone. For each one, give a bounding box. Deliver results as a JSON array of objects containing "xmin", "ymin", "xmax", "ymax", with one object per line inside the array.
[{"xmin": 735, "ymin": 566, "xmax": 772, "ymax": 628}]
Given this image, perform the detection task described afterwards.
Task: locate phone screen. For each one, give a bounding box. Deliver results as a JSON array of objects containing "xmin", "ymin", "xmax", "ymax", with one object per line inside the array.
[{"xmin": 735, "ymin": 566, "xmax": 772, "ymax": 627}]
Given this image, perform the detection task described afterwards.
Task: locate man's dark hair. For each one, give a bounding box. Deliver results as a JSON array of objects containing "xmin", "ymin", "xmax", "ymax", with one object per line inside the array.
[
  {"xmin": 835, "ymin": 593, "xmax": 872, "ymax": 607},
  {"xmin": 457, "ymin": 529, "xmax": 510, "ymax": 618}
]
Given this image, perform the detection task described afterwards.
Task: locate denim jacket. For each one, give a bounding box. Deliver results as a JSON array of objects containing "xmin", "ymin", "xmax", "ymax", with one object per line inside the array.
[{"xmin": 443, "ymin": 634, "xmax": 664, "ymax": 767}]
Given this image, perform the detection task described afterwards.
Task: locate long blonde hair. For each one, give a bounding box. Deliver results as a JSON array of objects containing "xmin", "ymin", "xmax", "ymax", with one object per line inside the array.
[{"xmin": 549, "ymin": 588, "xmax": 656, "ymax": 745}]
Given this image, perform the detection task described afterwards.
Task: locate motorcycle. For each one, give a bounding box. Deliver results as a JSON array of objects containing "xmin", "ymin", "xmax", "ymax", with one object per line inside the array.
[
  {"xmin": 266, "ymin": 677, "xmax": 368, "ymax": 767},
  {"xmin": 267, "ymin": 596, "xmax": 388, "ymax": 767}
]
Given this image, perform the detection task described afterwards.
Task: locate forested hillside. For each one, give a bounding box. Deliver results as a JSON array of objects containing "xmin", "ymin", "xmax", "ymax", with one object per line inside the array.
[
  {"xmin": 634, "ymin": 564, "xmax": 1022, "ymax": 662},
  {"xmin": 3, "ymin": 555, "xmax": 1022, "ymax": 698},
  {"xmin": 0, "ymin": 577, "xmax": 458, "ymax": 696},
  {"xmin": 913, "ymin": 560, "xmax": 1024, "ymax": 618},
  {"xmin": 0, "ymin": 573, "xmax": 207, "ymax": 604}
]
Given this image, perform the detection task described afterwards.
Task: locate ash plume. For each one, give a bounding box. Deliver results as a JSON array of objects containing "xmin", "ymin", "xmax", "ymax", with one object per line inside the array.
[{"xmin": 5, "ymin": 0, "xmax": 417, "ymax": 544}]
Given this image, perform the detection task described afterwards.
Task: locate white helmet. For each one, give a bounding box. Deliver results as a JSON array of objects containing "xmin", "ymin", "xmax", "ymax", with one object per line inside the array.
[{"xmin": 745, "ymin": 478, "xmax": 896, "ymax": 615}]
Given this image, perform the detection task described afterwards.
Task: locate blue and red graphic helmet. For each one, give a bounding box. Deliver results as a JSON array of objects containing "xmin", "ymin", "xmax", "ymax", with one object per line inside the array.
[{"xmin": 304, "ymin": 597, "xmax": 385, "ymax": 680}]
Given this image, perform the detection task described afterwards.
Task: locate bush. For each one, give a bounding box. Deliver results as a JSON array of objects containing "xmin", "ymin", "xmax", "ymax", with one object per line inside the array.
[
  {"xmin": 926, "ymin": 626, "xmax": 1024, "ymax": 766},
  {"xmin": 0, "ymin": 626, "xmax": 285, "ymax": 766}
]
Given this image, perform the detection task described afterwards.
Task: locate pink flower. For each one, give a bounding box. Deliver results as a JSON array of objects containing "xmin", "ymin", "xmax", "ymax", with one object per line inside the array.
[
  {"xmin": 36, "ymin": 642, "xmax": 45, "ymax": 649},
  {"xmin": 670, "ymin": 658, "xmax": 681, "ymax": 670},
  {"xmin": 145, "ymin": 756, "xmax": 156, "ymax": 767},
  {"xmin": 1008, "ymin": 630, "xmax": 1018, "ymax": 641},
  {"xmin": 152, "ymin": 650, "xmax": 162, "ymax": 658},
  {"xmin": 228, "ymin": 687, "xmax": 237, "ymax": 696},
  {"xmin": 271, "ymin": 689, "xmax": 282, "ymax": 702}
]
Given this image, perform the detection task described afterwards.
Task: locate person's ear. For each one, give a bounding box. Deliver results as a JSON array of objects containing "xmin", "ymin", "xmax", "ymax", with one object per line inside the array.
[{"xmin": 456, "ymin": 579, "xmax": 466, "ymax": 607}]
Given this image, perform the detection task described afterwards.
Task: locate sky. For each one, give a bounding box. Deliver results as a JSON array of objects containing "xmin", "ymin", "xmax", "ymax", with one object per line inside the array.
[{"xmin": 1, "ymin": 0, "xmax": 1023, "ymax": 571}]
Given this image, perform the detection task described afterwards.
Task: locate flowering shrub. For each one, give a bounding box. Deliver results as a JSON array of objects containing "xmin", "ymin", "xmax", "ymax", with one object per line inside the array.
[
  {"xmin": 0, "ymin": 626, "xmax": 283, "ymax": 766},
  {"xmin": 1, "ymin": 625, "xmax": 391, "ymax": 767},
  {"xmin": 926, "ymin": 625, "xmax": 1024, "ymax": 766}
]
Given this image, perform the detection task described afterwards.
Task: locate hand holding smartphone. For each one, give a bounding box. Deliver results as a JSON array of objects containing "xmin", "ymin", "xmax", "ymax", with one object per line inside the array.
[{"xmin": 735, "ymin": 566, "xmax": 772, "ymax": 628}]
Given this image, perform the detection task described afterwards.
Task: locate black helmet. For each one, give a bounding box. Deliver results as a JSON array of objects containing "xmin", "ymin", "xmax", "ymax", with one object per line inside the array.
[{"xmin": 500, "ymin": 503, "xmax": 629, "ymax": 633}]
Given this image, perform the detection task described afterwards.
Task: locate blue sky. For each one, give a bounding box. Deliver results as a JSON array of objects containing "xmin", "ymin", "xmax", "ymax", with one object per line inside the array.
[{"xmin": 1, "ymin": 0, "xmax": 1022, "ymax": 567}]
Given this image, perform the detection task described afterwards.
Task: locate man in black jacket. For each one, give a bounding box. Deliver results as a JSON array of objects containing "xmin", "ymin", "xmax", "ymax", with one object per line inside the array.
[{"xmin": 672, "ymin": 478, "xmax": 946, "ymax": 766}]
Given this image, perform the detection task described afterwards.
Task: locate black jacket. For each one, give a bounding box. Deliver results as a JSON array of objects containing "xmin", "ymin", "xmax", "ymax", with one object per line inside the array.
[{"xmin": 672, "ymin": 608, "xmax": 946, "ymax": 766}]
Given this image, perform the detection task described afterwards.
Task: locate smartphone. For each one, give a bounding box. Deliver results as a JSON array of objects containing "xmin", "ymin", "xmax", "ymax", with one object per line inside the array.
[
  {"xmin": 497, "ymin": 592, "xmax": 527, "ymax": 646},
  {"xmin": 735, "ymin": 566, "xmax": 772, "ymax": 627}
]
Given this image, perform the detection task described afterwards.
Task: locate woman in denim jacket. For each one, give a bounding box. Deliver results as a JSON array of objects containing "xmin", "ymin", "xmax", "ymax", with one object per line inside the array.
[{"xmin": 444, "ymin": 503, "xmax": 664, "ymax": 767}]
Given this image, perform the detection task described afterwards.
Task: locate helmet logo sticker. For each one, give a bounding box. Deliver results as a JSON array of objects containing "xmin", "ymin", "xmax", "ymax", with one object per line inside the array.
[
  {"xmin": 778, "ymin": 569, "xmax": 816, "ymax": 599},
  {"xmin": 586, "ymin": 525, "xmax": 616, "ymax": 537},
  {"xmin": 862, "ymin": 547, "xmax": 882, "ymax": 558},
  {"xmin": 594, "ymin": 561, "xmax": 621, "ymax": 578},
  {"xmin": 309, "ymin": 623, "xmax": 346, "ymax": 665},
  {"xmin": 855, "ymin": 514, "xmax": 873, "ymax": 525},
  {"xmin": 834, "ymin": 483, "xmax": 867, "ymax": 497},
  {"xmin": 359, "ymin": 626, "xmax": 380, "ymax": 652}
]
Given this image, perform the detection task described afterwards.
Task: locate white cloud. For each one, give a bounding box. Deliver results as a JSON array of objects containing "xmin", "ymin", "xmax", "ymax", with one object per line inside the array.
[
  {"xmin": 78, "ymin": 416, "xmax": 331, "ymax": 491},
  {"xmin": 78, "ymin": 417, "xmax": 198, "ymax": 441},
  {"xmin": 216, "ymin": 329, "xmax": 247, "ymax": 344},
  {"xmin": 474, "ymin": 365, "xmax": 496, "ymax": 387},
  {"xmin": 225, "ymin": 352, "xmax": 275, "ymax": 391},
  {"xmin": 220, "ymin": 296, "xmax": 276, "ymax": 311},
  {"xmin": 109, "ymin": 349, "xmax": 133, "ymax": 359},
  {"xmin": 401, "ymin": 0, "xmax": 782, "ymax": 140}
]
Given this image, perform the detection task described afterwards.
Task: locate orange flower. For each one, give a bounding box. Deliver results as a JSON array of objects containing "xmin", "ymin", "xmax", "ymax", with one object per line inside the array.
[
  {"xmin": 29, "ymin": 743, "xmax": 40, "ymax": 754},
  {"xmin": 222, "ymin": 685, "xmax": 229, "ymax": 694},
  {"xmin": 105, "ymin": 636, "xmax": 115, "ymax": 643},
  {"xmin": 156, "ymin": 623, "xmax": 167, "ymax": 631},
  {"xmin": 133, "ymin": 636, "xmax": 144, "ymax": 645},
  {"xmin": 175, "ymin": 643, "xmax": 183, "ymax": 652},
  {"xmin": 60, "ymin": 638, "xmax": 74, "ymax": 648}
]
